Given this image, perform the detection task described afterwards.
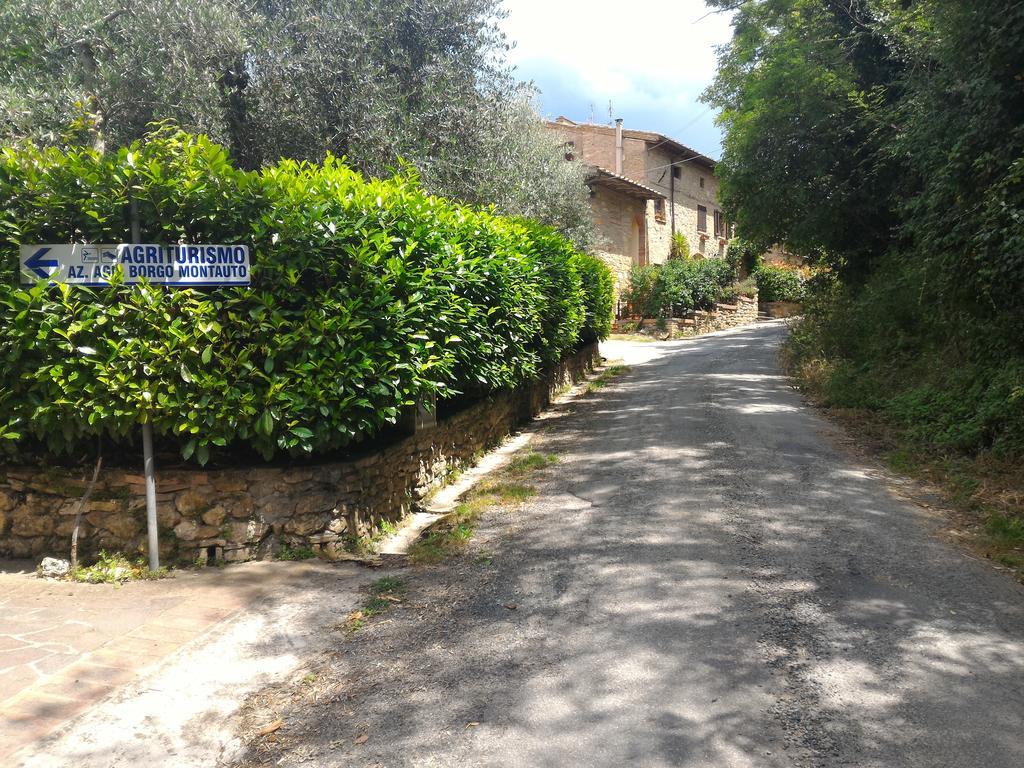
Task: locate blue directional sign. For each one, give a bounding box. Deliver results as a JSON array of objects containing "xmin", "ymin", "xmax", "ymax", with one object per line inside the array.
[{"xmin": 19, "ymin": 244, "xmax": 251, "ymax": 287}]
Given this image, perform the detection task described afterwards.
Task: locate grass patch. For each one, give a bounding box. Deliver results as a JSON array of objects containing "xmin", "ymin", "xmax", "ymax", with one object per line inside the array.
[
  {"xmin": 587, "ymin": 364, "xmax": 631, "ymax": 393},
  {"xmin": 344, "ymin": 576, "xmax": 406, "ymax": 632},
  {"xmin": 340, "ymin": 517, "xmax": 405, "ymax": 557},
  {"xmin": 69, "ymin": 551, "xmax": 171, "ymax": 583},
  {"xmin": 408, "ymin": 449, "xmax": 549, "ymax": 565},
  {"xmin": 274, "ymin": 544, "xmax": 317, "ymax": 561},
  {"xmin": 507, "ymin": 451, "xmax": 559, "ymax": 474},
  {"xmin": 343, "ymin": 534, "xmax": 377, "ymax": 556},
  {"xmin": 987, "ymin": 514, "xmax": 1024, "ymax": 547}
]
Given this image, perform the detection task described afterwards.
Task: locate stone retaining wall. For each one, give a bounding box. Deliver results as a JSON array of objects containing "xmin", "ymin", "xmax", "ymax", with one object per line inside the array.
[
  {"xmin": 612, "ymin": 294, "xmax": 759, "ymax": 339},
  {"xmin": 0, "ymin": 344, "xmax": 599, "ymax": 564}
]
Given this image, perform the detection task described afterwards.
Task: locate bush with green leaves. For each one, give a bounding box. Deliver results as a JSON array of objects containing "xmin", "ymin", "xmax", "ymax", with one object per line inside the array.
[
  {"xmin": 575, "ymin": 251, "xmax": 614, "ymax": 344},
  {"xmin": 0, "ymin": 1, "xmax": 595, "ymax": 249},
  {"xmin": 621, "ymin": 258, "xmax": 738, "ymax": 318},
  {"xmin": 785, "ymin": 255, "xmax": 1024, "ymax": 458},
  {"xmin": 753, "ymin": 264, "xmax": 806, "ymax": 303},
  {"xmin": 0, "ymin": 129, "xmax": 612, "ymax": 465},
  {"xmin": 673, "ymin": 258, "xmax": 735, "ymax": 311},
  {"xmin": 620, "ymin": 265, "xmax": 663, "ymax": 318}
]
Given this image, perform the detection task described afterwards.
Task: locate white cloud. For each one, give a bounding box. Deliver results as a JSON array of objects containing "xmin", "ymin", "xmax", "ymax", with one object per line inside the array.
[{"xmin": 499, "ymin": 0, "xmax": 735, "ymax": 156}]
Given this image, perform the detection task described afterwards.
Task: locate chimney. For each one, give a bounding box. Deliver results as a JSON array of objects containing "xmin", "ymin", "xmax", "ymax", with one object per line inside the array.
[{"xmin": 614, "ymin": 118, "xmax": 623, "ymax": 175}]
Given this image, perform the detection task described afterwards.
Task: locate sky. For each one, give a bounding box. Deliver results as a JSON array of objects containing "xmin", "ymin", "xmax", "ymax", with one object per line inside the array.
[{"xmin": 499, "ymin": 1, "xmax": 735, "ymax": 159}]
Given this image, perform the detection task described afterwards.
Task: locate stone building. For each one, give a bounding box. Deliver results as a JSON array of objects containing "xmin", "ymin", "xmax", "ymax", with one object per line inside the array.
[
  {"xmin": 582, "ymin": 166, "xmax": 665, "ymax": 293},
  {"xmin": 550, "ymin": 117, "xmax": 732, "ymax": 289}
]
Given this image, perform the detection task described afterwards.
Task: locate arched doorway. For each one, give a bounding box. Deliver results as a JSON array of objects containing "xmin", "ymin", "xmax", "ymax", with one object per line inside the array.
[{"xmin": 631, "ymin": 214, "xmax": 647, "ymax": 266}]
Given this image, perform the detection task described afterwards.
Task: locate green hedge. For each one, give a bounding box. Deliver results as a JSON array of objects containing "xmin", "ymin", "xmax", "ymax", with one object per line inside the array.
[
  {"xmin": 0, "ymin": 129, "xmax": 612, "ymax": 464},
  {"xmin": 753, "ymin": 264, "xmax": 806, "ymax": 303}
]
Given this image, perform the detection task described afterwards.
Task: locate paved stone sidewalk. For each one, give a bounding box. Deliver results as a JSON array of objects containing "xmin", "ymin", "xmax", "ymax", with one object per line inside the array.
[{"xmin": 0, "ymin": 558, "xmax": 361, "ymax": 763}]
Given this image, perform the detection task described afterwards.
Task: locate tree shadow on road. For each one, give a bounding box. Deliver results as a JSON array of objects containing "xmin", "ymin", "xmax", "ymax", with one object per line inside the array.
[{"xmin": 231, "ymin": 325, "xmax": 1024, "ymax": 767}]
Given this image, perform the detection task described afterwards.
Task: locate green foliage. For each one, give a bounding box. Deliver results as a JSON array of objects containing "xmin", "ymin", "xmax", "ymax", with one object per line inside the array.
[
  {"xmin": 722, "ymin": 276, "xmax": 758, "ymax": 303},
  {"xmin": 704, "ymin": 0, "xmax": 907, "ymax": 277},
  {"xmin": 622, "ymin": 258, "xmax": 737, "ymax": 318},
  {"xmin": 753, "ymin": 265, "xmax": 806, "ymax": 303},
  {"xmin": 726, "ymin": 238, "xmax": 762, "ymax": 277},
  {"xmin": 890, "ymin": 1, "xmax": 1024, "ymax": 317},
  {"xmin": 0, "ymin": 129, "xmax": 613, "ymax": 465},
  {"xmin": 621, "ymin": 265, "xmax": 662, "ymax": 318},
  {"xmin": 587, "ymin": 365, "xmax": 631, "ymax": 393},
  {"xmin": 987, "ymin": 515, "xmax": 1024, "ymax": 549},
  {"xmin": 575, "ymin": 253, "xmax": 615, "ymax": 344},
  {"xmin": 0, "ymin": 1, "xmax": 594, "ymax": 246},
  {"xmin": 786, "ymin": 257, "xmax": 1024, "ymax": 459},
  {"xmin": 666, "ymin": 258, "xmax": 735, "ymax": 312},
  {"xmin": 506, "ymin": 451, "xmax": 559, "ymax": 474},
  {"xmin": 669, "ymin": 232, "xmax": 690, "ymax": 260},
  {"xmin": 274, "ymin": 545, "xmax": 317, "ymax": 562},
  {"xmin": 71, "ymin": 550, "xmax": 170, "ymax": 583},
  {"xmin": 712, "ymin": 1, "xmax": 1024, "ymax": 465}
]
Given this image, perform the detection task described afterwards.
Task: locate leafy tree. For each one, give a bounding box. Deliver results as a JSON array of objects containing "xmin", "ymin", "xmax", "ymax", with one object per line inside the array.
[
  {"xmin": 0, "ymin": 1, "xmax": 249, "ymax": 152},
  {"xmin": 709, "ymin": 0, "xmax": 1024, "ymax": 462},
  {"xmin": 704, "ymin": 0, "xmax": 1024, "ymax": 313},
  {"xmin": 703, "ymin": 0, "xmax": 910, "ymax": 278},
  {"xmin": 889, "ymin": 0, "xmax": 1024, "ymax": 316},
  {"xmin": 0, "ymin": 0, "xmax": 593, "ymax": 244}
]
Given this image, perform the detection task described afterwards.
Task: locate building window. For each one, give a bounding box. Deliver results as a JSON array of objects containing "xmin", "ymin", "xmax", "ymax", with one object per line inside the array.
[
  {"xmin": 564, "ymin": 141, "xmax": 575, "ymax": 161},
  {"xmin": 654, "ymin": 199, "xmax": 666, "ymax": 224},
  {"xmin": 697, "ymin": 205, "xmax": 708, "ymax": 233},
  {"xmin": 699, "ymin": 176, "xmax": 705, "ymax": 189},
  {"xmin": 714, "ymin": 209, "xmax": 723, "ymax": 238},
  {"xmin": 672, "ymin": 165, "xmax": 681, "ymax": 180}
]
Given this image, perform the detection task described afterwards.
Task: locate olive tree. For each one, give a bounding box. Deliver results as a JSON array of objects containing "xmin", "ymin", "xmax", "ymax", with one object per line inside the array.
[{"xmin": 0, "ymin": 0, "xmax": 592, "ymax": 243}]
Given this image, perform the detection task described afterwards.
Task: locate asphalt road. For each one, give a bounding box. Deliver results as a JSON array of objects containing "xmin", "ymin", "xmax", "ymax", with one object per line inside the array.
[{"xmin": 235, "ymin": 321, "xmax": 1024, "ymax": 768}]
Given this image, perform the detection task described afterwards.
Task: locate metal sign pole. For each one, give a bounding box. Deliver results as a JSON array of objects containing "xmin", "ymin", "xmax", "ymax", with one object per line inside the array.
[
  {"xmin": 142, "ymin": 420, "xmax": 159, "ymax": 571},
  {"xmin": 131, "ymin": 198, "xmax": 160, "ymax": 572}
]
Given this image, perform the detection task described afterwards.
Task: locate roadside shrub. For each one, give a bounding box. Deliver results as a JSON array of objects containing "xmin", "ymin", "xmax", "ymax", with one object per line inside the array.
[
  {"xmin": 621, "ymin": 264, "xmax": 662, "ymax": 318},
  {"xmin": 622, "ymin": 258, "xmax": 736, "ymax": 317},
  {"xmin": 785, "ymin": 255, "xmax": 1024, "ymax": 458},
  {"xmin": 0, "ymin": 129, "xmax": 613, "ymax": 465},
  {"xmin": 754, "ymin": 264, "xmax": 806, "ymax": 303},
  {"xmin": 722, "ymin": 276, "xmax": 758, "ymax": 303},
  {"xmin": 575, "ymin": 252, "xmax": 614, "ymax": 344},
  {"xmin": 687, "ymin": 258, "xmax": 735, "ymax": 310}
]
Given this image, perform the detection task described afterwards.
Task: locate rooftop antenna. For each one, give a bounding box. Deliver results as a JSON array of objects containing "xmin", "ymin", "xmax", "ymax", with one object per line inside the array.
[
  {"xmin": 607, "ymin": 100, "xmax": 614, "ymax": 125},
  {"xmin": 589, "ymin": 102, "xmax": 595, "ymax": 124}
]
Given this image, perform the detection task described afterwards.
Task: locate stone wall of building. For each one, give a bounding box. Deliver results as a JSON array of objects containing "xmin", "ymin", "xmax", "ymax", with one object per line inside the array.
[
  {"xmin": 0, "ymin": 345, "xmax": 600, "ymax": 565},
  {"xmin": 612, "ymin": 294, "xmax": 759, "ymax": 339},
  {"xmin": 590, "ymin": 185, "xmax": 646, "ymax": 270},
  {"xmin": 640, "ymin": 145, "xmax": 728, "ymax": 263}
]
